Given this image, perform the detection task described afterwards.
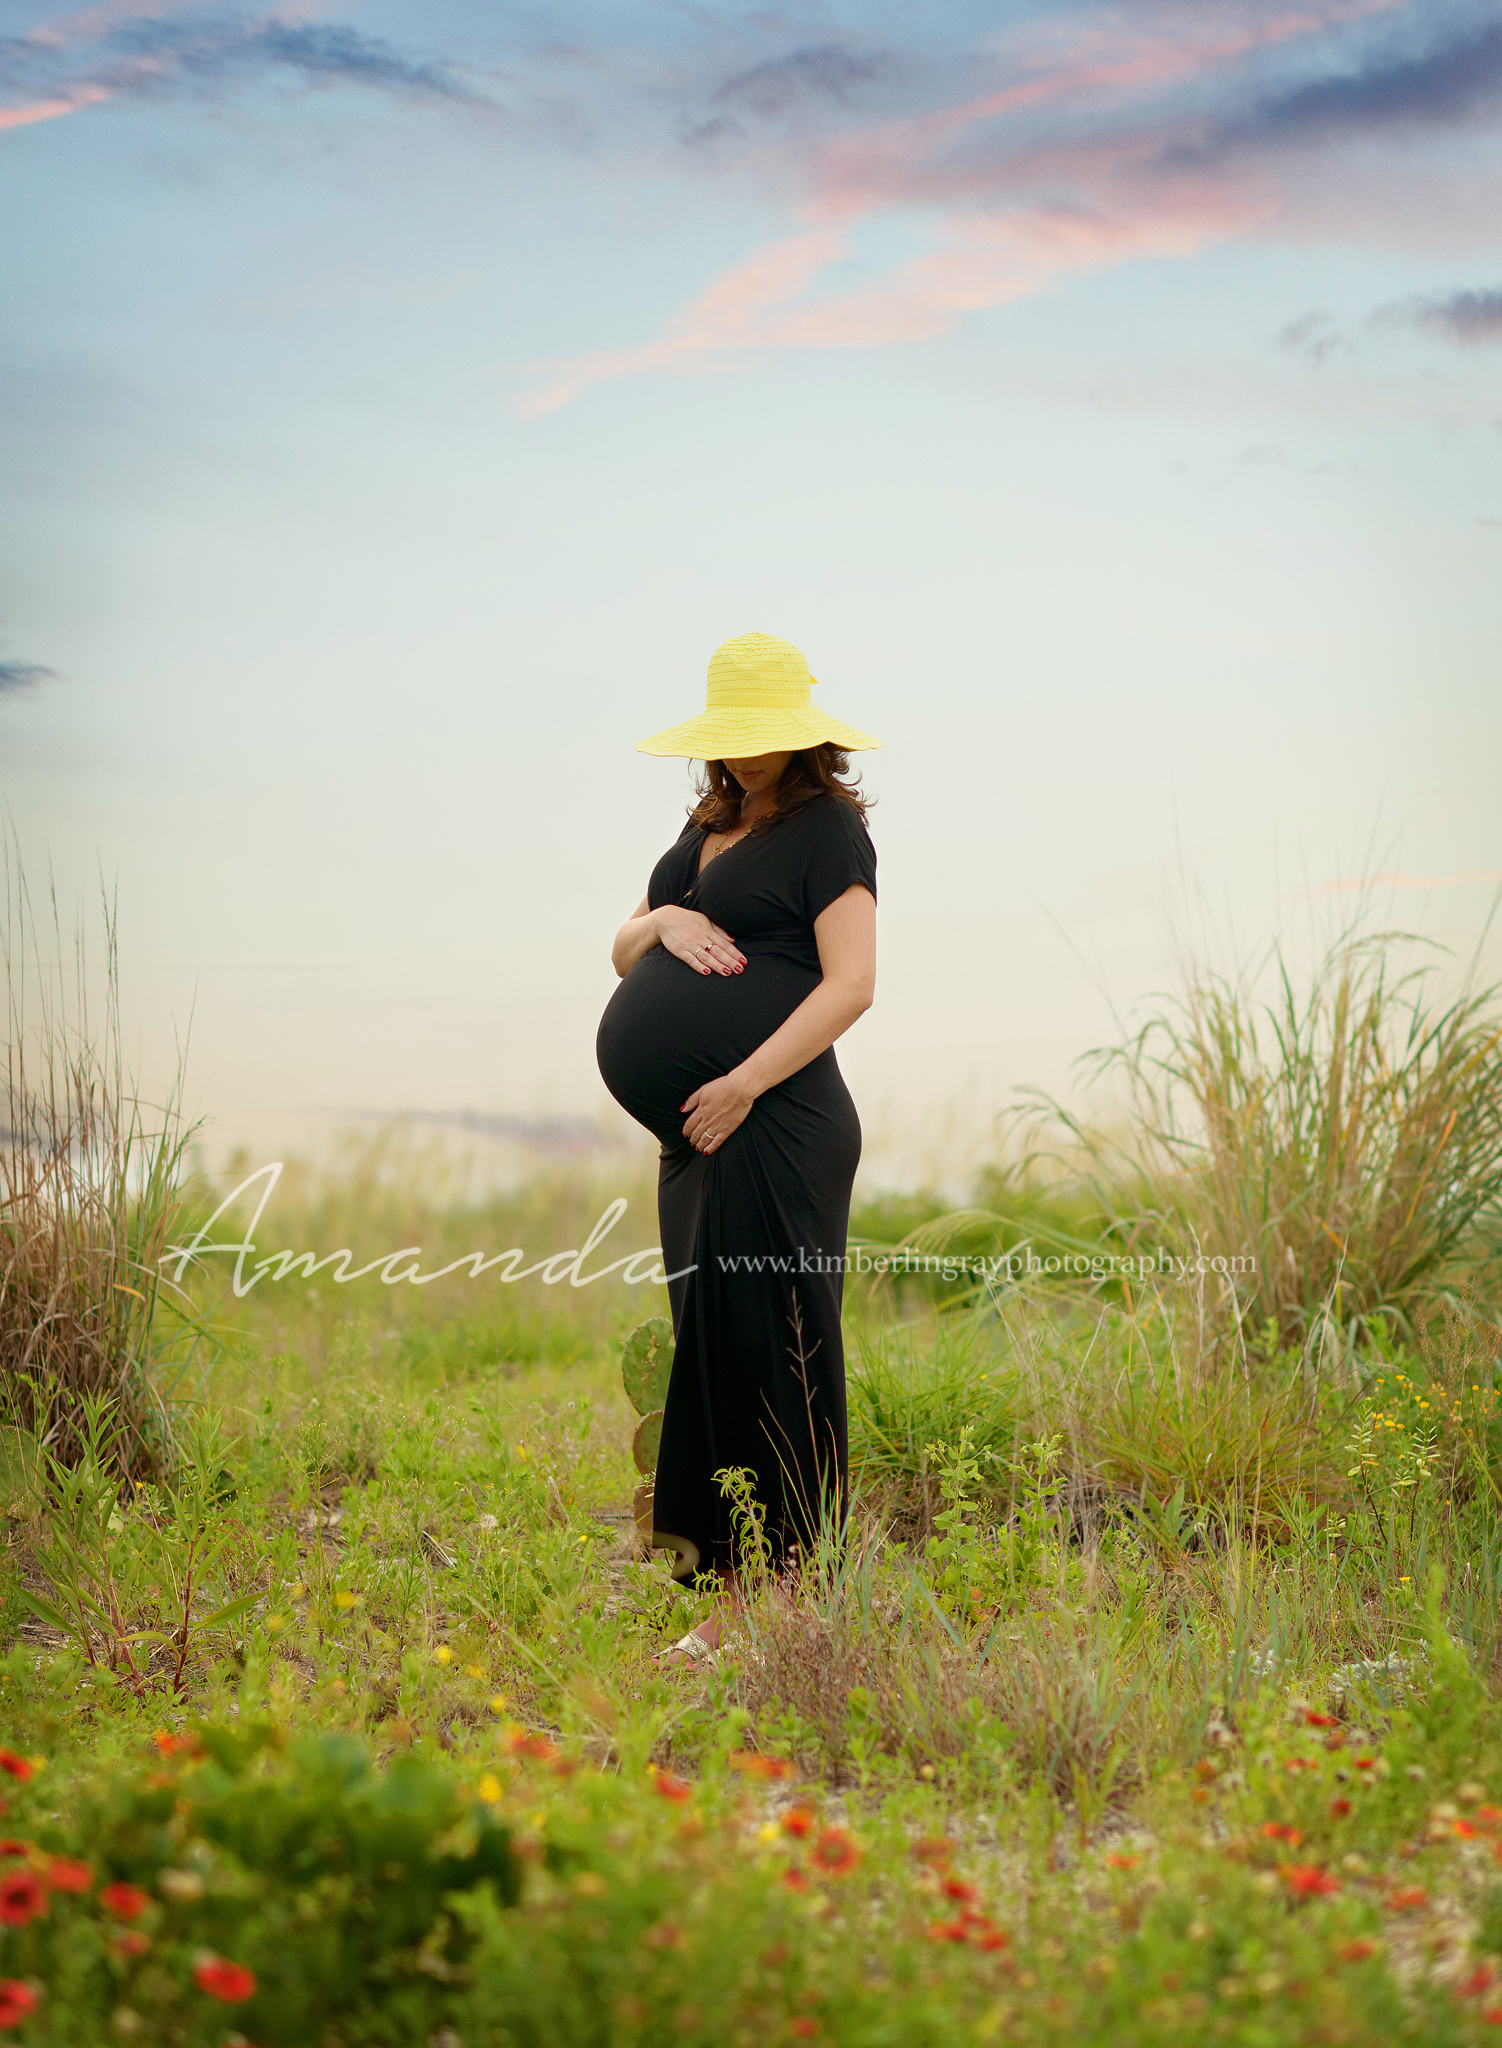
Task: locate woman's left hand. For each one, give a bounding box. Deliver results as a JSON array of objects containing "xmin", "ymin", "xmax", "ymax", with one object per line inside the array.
[{"xmin": 680, "ymin": 1071, "xmax": 755, "ymax": 1154}]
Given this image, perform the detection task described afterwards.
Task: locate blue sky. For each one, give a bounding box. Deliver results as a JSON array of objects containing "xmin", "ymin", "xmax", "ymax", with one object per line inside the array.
[{"xmin": 3, "ymin": 0, "xmax": 1500, "ymax": 1181}]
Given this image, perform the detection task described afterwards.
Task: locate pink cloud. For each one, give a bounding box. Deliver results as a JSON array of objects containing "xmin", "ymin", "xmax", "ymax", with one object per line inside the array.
[
  {"xmin": 520, "ymin": 226, "xmax": 845, "ymax": 416},
  {"xmin": 520, "ymin": 0, "xmax": 1421, "ymax": 413},
  {"xmin": 0, "ymin": 84, "xmax": 113, "ymax": 130}
]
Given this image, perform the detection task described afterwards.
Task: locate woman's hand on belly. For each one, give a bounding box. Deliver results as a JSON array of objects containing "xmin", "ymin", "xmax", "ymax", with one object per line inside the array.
[
  {"xmin": 681, "ymin": 1070, "xmax": 756, "ymax": 1153},
  {"xmin": 656, "ymin": 906, "xmax": 746, "ymax": 978}
]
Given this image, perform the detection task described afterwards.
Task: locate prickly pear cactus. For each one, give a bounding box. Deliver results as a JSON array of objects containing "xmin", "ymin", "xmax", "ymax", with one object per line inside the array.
[
  {"xmin": 621, "ymin": 1317, "xmax": 672, "ymax": 1550},
  {"xmin": 621, "ymin": 1317, "xmax": 673, "ymax": 1416}
]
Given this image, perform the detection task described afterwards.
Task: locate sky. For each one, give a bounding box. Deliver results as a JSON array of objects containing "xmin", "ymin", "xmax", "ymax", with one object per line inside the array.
[{"xmin": 2, "ymin": 0, "xmax": 1500, "ymax": 1188}]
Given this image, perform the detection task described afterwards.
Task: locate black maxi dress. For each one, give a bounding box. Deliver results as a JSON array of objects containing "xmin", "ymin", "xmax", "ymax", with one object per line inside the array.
[{"xmin": 596, "ymin": 792, "xmax": 877, "ymax": 1580}]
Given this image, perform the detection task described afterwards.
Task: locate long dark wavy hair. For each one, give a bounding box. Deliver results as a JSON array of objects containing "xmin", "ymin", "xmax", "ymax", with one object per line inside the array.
[{"xmin": 688, "ymin": 744, "xmax": 871, "ymax": 835}]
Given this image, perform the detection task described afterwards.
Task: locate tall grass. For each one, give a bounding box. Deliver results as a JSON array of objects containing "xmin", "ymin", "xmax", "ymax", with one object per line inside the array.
[
  {"xmin": 1073, "ymin": 921, "xmax": 1502, "ymax": 1350},
  {"xmin": 1, "ymin": 865, "xmax": 194, "ymax": 1474}
]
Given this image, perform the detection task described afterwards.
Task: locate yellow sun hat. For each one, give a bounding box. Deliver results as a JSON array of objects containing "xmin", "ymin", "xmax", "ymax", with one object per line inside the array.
[{"xmin": 636, "ymin": 631, "xmax": 881, "ymax": 759}]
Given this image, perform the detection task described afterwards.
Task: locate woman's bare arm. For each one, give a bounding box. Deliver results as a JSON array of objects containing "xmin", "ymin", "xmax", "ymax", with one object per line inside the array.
[
  {"xmin": 679, "ymin": 885, "xmax": 875, "ymax": 1152},
  {"xmin": 612, "ymin": 895, "xmax": 746, "ymax": 979}
]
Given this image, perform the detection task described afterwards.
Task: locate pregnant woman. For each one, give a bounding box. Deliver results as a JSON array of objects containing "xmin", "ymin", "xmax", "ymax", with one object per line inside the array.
[{"xmin": 597, "ymin": 631, "xmax": 880, "ymax": 1662}]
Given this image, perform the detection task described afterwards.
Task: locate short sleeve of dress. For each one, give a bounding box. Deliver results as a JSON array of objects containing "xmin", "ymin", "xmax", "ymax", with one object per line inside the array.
[
  {"xmin": 798, "ymin": 798, "xmax": 877, "ymax": 927},
  {"xmin": 647, "ymin": 819, "xmax": 702, "ymax": 911}
]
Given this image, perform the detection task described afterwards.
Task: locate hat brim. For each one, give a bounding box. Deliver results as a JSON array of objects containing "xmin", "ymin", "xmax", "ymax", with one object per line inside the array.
[{"xmin": 636, "ymin": 706, "xmax": 881, "ymax": 758}]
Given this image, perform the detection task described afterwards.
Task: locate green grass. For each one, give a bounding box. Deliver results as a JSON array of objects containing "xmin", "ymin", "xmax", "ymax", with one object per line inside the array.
[{"xmin": 7, "ymin": 913, "xmax": 1502, "ymax": 2044}]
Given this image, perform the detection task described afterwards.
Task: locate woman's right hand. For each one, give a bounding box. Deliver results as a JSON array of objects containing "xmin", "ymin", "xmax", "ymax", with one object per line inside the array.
[{"xmin": 653, "ymin": 906, "xmax": 745, "ymax": 977}]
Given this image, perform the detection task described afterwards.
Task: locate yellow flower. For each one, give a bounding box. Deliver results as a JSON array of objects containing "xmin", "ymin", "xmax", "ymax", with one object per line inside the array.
[
  {"xmin": 478, "ymin": 1773, "xmax": 502, "ymax": 1804},
  {"xmin": 265, "ymin": 1614, "xmax": 287, "ymax": 1635},
  {"xmin": 434, "ymin": 1645, "xmax": 453, "ymax": 1667},
  {"xmin": 490, "ymin": 1694, "xmax": 508, "ymax": 1714},
  {"xmin": 466, "ymin": 1664, "xmax": 485, "ymax": 1679},
  {"xmin": 757, "ymin": 1822, "xmax": 779, "ymax": 1842},
  {"xmin": 334, "ymin": 1590, "xmax": 358, "ymax": 1611}
]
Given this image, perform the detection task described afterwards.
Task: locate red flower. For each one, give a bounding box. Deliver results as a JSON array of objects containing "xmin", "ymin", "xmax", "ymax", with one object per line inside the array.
[
  {"xmin": 1106, "ymin": 1853, "xmax": 1140, "ymax": 1869},
  {"xmin": 943, "ymin": 1877, "xmax": 979, "ymax": 1901},
  {"xmin": 0, "ymin": 1980, "xmax": 38, "ymax": 2028},
  {"xmin": 1386, "ymin": 1886, "xmax": 1428, "ymax": 1911},
  {"xmin": 727, "ymin": 1751, "xmax": 792, "ymax": 1781},
  {"xmin": 0, "ymin": 1873, "xmax": 46, "ymax": 1927},
  {"xmin": 1483, "ymin": 2007, "xmax": 1502, "ymax": 2028},
  {"xmin": 653, "ymin": 1772, "xmax": 691, "ymax": 1803},
  {"xmin": 0, "ymin": 1755, "xmax": 31, "ymax": 1785},
  {"xmin": 1280, "ymin": 1864, "xmax": 1341, "ymax": 1898},
  {"xmin": 194, "ymin": 1957, "xmax": 257, "ymax": 2002},
  {"xmin": 504, "ymin": 1730, "xmax": 559, "ymax": 1763},
  {"xmin": 1261, "ymin": 1823, "xmax": 1302, "ymax": 1844},
  {"xmin": 112, "ymin": 1930, "xmax": 151, "ymax": 1959},
  {"xmin": 811, "ymin": 1829, "xmax": 861, "ymax": 1877},
  {"xmin": 781, "ymin": 1809, "xmax": 815, "ymax": 1839},
  {"xmin": 781, "ymin": 1867, "xmax": 809, "ymax": 1893},
  {"xmin": 1353, "ymin": 1756, "xmax": 1378, "ymax": 1773},
  {"xmin": 1337, "ymin": 1939, "xmax": 1379, "ymax": 1963},
  {"xmin": 1460, "ymin": 1964, "xmax": 1500, "ymax": 1998},
  {"xmin": 1302, "ymin": 1710, "xmax": 1340, "ymax": 1728},
  {"xmin": 100, "ymin": 1881, "xmax": 151, "ymax": 1921},
  {"xmin": 973, "ymin": 1923, "xmax": 1011, "ymax": 1952},
  {"xmin": 911, "ymin": 1837, "xmax": 954, "ymax": 1866},
  {"xmin": 1476, "ymin": 1806, "xmax": 1502, "ymax": 1832},
  {"xmin": 1330, "ymin": 1799, "xmax": 1353, "ymax": 1819},
  {"xmin": 0, "ymin": 1843, "xmax": 28, "ymax": 1860},
  {"xmin": 46, "ymin": 1859, "xmax": 92, "ymax": 1894},
  {"xmin": 926, "ymin": 1918, "xmax": 972, "ymax": 1943},
  {"xmin": 790, "ymin": 2021, "xmax": 820, "ymax": 2038},
  {"xmin": 1457, "ymin": 1819, "xmax": 1483, "ymax": 1839}
]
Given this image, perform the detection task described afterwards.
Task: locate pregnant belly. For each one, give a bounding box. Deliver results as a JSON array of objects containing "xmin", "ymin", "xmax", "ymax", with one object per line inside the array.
[{"xmin": 597, "ymin": 946, "xmax": 820, "ymax": 1142}]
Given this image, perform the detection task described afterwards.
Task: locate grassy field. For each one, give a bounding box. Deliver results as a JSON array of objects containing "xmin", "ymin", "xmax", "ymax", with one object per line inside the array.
[{"xmin": 4, "ymin": 920, "xmax": 1502, "ymax": 2046}]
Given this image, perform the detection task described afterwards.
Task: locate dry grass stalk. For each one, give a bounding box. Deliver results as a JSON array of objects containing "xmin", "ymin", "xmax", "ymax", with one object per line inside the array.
[{"xmin": 1, "ymin": 859, "xmax": 195, "ymax": 1475}]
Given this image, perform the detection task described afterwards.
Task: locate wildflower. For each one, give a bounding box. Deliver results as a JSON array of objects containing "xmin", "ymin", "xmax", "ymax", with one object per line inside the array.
[
  {"xmin": 478, "ymin": 1775, "xmax": 502, "ymax": 1805},
  {"xmin": 927, "ymin": 1918, "xmax": 972, "ymax": 1943},
  {"xmin": 0, "ymin": 1755, "xmax": 31, "ymax": 1785},
  {"xmin": 1330, "ymin": 1800, "xmax": 1353, "ymax": 1819},
  {"xmin": 0, "ymin": 1873, "xmax": 46, "ymax": 1927},
  {"xmin": 1476, "ymin": 1806, "xmax": 1502, "ymax": 1832},
  {"xmin": 193, "ymin": 1957, "xmax": 257, "ymax": 2002},
  {"xmin": 504, "ymin": 1730, "xmax": 559, "ymax": 1764},
  {"xmin": 1460, "ymin": 1964, "xmax": 1500, "ymax": 1997},
  {"xmin": 1483, "ymin": 2007, "xmax": 1502, "ymax": 2028},
  {"xmin": 1354, "ymin": 1757, "xmax": 1379, "ymax": 1773},
  {"xmin": 0, "ymin": 1980, "xmax": 38, "ymax": 2027},
  {"xmin": 911, "ymin": 1837, "xmax": 954, "ymax": 1866},
  {"xmin": 334, "ymin": 1591, "xmax": 357, "ymax": 1611},
  {"xmin": 654, "ymin": 1772, "xmax": 691, "ymax": 1803},
  {"xmin": 781, "ymin": 1808, "xmax": 816, "ymax": 1839},
  {"xmin": 1105, "ymin": 1853, "xmax": 1140, "ymax": 1870},
  {"xmin": 944, "ymin": 1877, "xmax": 980, "ymax": 1901},
  {"xmin": 1386, "ymin": 1886, "xmax": 1428, "ymax": 1911},
  {"xmin": 811, "ymin": 1829, "xmax": 861, "ymax": 1877},
  {"xmin": 727, "ymin": 1751, "xmax": 792, "ymax": 1782},
  {"xmin": 0, "ymin": 1842, "xmax": 29, "ymax": 1860},
  {"xmin": 101, "ymin": 1882, "xmax": 151, "ymax": 1921},
  {"xmin": 781, "ymin": 1868, "xmax": 809, "ymax": 1893},
  {"xmin": 972, "ymin": 1923, "xmax": 1011, "ymax": 1952},
  {"xmin": 1261, "ymin": 1823, "xmax": 1302, "ymax": 1844},
  {"xmin": 1280, "ymin": 1864, "xmax": 1340, "ymax": 1898},
  {"xmin": 490, "ymin": 1695, "xmax": 508, "ymax": 1714},
  {"xmin": 47, "ymin": 1859, "xmax": 93, "ymax": 1894},
  {"xmin": 790, "ymin": 2021, "xmax": 820, "ymax": 2038},
  {"xmin": 1337, "ymin": 1940, "xmax": 1379, "ymax": 1963},
  {"xmin": 433, "ymin": 1645, "xmax": 453, "ymax": 1667},
  {"xmin": 112, "ymin": 1931, "xmax": 151, "ymax": 1958},
  {"xmin": 466, "ymin": 1664, "xmax": 485, "ymax": 1679},
  {"xmin": 1456, "ymin": 1819, "xmax": 1483, "ymax": 1839},
  {"xmin": 1303, "ymin": 1711, "xmax": 1340, "ymax": 1729}
]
